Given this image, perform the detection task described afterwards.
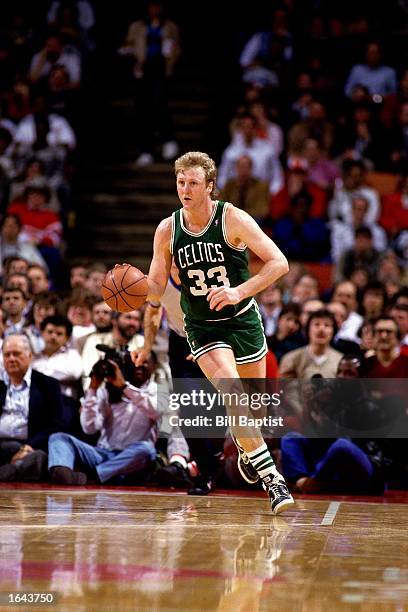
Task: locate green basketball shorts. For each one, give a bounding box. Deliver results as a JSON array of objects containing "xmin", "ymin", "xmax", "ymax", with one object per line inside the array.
[{"xmin": 184, "ymin": 299, "xmax": 267, "ymax": 364}]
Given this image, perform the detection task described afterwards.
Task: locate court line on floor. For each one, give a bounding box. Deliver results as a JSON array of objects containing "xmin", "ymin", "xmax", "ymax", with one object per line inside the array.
[{"xmin": 320, "ymin": 501, "xmax": 341, "ymax": 526}]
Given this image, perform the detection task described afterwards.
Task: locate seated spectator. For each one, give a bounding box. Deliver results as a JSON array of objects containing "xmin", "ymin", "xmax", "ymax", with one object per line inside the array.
[
  {"xmin": 27, "ymin": 264, "xmax": 50, "ymax": 295},
  {"xmin": 287, "ymin": 101, "xmax": 334, "ymax": 156},
  {"xmin": 301, "ymin": 137, "xmax": 340, "ymax": 191},
  {"xmin": 76, "ymin": 296, "xmax": 113, "ymax": 353},
  {"xmin": 239, "ymin": 7, "xmax": 293, "ymax": 85},
  {"xmin": 299, "ymin": 298, "xmax": 324, "ymax": 331},
  {"xmin": 32, "ymin": 315, "xmax": 83, "ymax": 433},
  {"xmin": 48, "ymin": 354, "xmax": 158, "ymax": 485},
  {"xmin": 4, "ymin": 272, "xmax": 31, "ymax": 299},
  {"xmin": 377, "ymin": 250, "xmax": 405, "ymax": 287},
  {"xmin": 332, "ymin": 280, "xmax": 363, "ymax": 343},
  {"xmin": 248, "ymin": 100, "xmax": 283, "ymax": 157},
  {"xmin": 267, "ymin": 303, "xmax": 305, "ymax": 363},
  {"xmin": 0, "ymin": 334, "xmax": 66, "ymax": 482},
  {"xmin": 344, "ymin": 41, "xmax": 397, "ymax": 99},
  {"xmin": 292, "ymin": 273, "xmax": 320, "ymax": 305},
  {"xmin": 272, "ymin": 192, "xmax": 330, "ymax": 262},
  {"xmin": 220, "ymin": 155, "xmax": 269, "ymax": 221},
  {"xmin": 361, "ymin": 281, "xmax": 387, "ymax": 320},
  {"xmin": 281, "ymin": 357, "xmax": 386, "ymax": 495},
  {"xmin": 217, "ymin": 113, "xmax": 283, "ymax": 195},
  {"xmin": 258, "ymin": 284, "xmax": 283, "ymax": 338},
  {"xmin": 46, "ymin": 0, "xmax": 96, "ymax": 56},
  {"xmin": 3, "ymin": 256, "xmax": 29, "ymax": 277},
  {"xmin": 0, "ymin": 214, "xmax": 48, "ymax": 276},
  {"xmin": 0, "ymin": 127, "xmax": 14, "ymax": 212},
  {"xmin": 280, "ymin": 309, "xmax": 342, "ymax": 378},
  {"xmin": 13, "ymin": 92, "xmax": 76, "ymax": 157},
  {"xmin": 28, "ymin": 32, "xmax": 81, "ymax": 89},
  {"xmin": 327, "ymin": 301, "xmax": 362, "ymax": 356},
  {"xmin": 329, "ymin": 159, "xmax": 380, "ymax": 225},
  {"xmin": 7, "ymin": 181, "xmax": 63, "ymax": 278},
  {"xmin": 65, "ymin": 288, "xmax": 96, "ymax": 346},
  {"xmin": 24, "ymin": 291, "xmax": 61, "ymax": 355},
  {"xmin": 361, "ymin": 316, "xmax": 408, "ymax": 377},
  {"xmin": 81, "ymin": 310, "xmax": 144, "ymax": 389},
  {"xmin": 390, "ymin": 304, "xmax": 408, "ymax": 353},
  {"xmin": 339, "ymin": 227, "xmax": 380, "ymax": 281},
  {"xmin": 270, "ymin": 158, "xmax": 328, "ymax": 221},
  {"xmin": 69, "ymin": 262, "xmax": 87, "ymax": 289},
  {"xmin": 339, "ymin": 102, "xmax": 391, "ymax": 170},
  {"xmin": 330, "ymin": 195, "xmax": 387, "ymax": 264},
  {"xmin": 2, "ymin": 287, "xmax": 27, "ymax": 336},
  {"xmin": 84, "ymin": 262, "xmax": 107, "ymax": 297},
  {"xmin": 9, "ymin": 158, "xmax": 61, "ymax": 212},
  {"xmin": 380, "ymin": 174, "xmax": 408, "ymax": 238}
]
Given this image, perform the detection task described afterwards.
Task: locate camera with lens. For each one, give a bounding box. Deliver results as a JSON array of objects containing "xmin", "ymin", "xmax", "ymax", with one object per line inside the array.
[{"xmin": 91, "ymin": 344, "xmax": 135, "ymax": 382}]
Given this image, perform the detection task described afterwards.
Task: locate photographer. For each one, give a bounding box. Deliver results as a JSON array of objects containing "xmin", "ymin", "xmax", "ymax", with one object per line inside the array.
[
  {"xmin": 280, "ymin": 357, "xmax": 386, "ymax": 494},
  {"xmin": 48, "ymin": 349, "xmax": 159, "ymax": 485}
]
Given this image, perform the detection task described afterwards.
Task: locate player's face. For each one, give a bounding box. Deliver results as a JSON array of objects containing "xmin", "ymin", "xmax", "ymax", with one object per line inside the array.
[{"xmin": 176, "ymin": 167, "xmax": 212, "ymax": 209}]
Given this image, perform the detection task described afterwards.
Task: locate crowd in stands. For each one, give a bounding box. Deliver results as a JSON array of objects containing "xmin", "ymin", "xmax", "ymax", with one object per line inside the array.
[{"xmin": 0, "ymin": 2, "xmax": 407, "ymax": 496}]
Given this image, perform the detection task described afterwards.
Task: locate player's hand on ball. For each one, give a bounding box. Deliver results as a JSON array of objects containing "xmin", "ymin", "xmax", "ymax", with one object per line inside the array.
[{"xmin": 207, "ymin": 286, "xmax": 242, "ymax": 311}]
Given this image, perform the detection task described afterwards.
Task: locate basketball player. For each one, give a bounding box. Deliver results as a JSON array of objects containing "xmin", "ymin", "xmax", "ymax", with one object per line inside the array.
[{"xmin": 141, "ymin": 151, "xmax": 294, "ymax": 514}]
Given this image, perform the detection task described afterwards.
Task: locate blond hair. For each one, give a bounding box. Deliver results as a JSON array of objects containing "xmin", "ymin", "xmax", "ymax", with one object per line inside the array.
[{"xmin": 174, "ymin": 151, "xmax": 217, "ymax": 197}]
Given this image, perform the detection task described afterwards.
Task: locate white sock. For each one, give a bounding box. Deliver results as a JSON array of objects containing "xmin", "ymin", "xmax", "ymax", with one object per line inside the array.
[{"xmin": 246, "ymin": 443, "xmax": 280, "ymax": 479}]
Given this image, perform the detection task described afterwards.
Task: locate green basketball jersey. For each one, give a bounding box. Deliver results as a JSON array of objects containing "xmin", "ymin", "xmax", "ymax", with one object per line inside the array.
[{"xmin": 171, "ymin": 200, "xmax": 252, "ymax": 321}]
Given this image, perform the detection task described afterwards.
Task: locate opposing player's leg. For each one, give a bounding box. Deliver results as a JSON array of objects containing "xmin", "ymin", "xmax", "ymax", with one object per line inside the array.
[{"xmin": 197, "ymin": 349, "xmax": 294, "ymax": 514}]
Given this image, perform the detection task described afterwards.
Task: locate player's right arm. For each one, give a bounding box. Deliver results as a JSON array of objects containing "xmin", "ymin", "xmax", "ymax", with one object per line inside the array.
[
  {"xmin": 147, "ymin": 217, "xmax": 172, "ymax": 302},
  {"xmin": 132, "ymin": 218, "xmax": 171, "ymax": 366}
]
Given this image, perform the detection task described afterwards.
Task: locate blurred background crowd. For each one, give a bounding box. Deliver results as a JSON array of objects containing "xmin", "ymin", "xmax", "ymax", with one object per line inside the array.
[{"xmin": 0, "ymin": 0, "xmax": 406, "ymax": 496}]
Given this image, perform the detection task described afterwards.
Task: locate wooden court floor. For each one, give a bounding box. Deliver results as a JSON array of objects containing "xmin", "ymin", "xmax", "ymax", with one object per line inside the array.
[{"xmin": 0, "ymin": 485, "xmax": 407, "ymax": 611}]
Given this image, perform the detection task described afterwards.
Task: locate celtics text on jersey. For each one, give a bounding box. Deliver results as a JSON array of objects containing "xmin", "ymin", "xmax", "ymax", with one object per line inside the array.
[{"xmin": 171, "ymin": 201, "xmax": 253, "ymax": 321}]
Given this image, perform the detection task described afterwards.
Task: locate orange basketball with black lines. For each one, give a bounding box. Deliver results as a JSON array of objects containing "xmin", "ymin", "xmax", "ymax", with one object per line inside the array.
[{"xmin": 102, "ymin": 264, "xmax": 148, "ymax": 312}]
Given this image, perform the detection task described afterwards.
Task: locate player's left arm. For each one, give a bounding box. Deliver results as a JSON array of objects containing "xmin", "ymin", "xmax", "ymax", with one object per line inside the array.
[{"xmin": 207, "ymin": 205, "xmax": 288, "ymax": 311}]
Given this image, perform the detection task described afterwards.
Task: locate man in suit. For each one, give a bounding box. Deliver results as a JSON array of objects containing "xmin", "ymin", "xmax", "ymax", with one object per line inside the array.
[{"xmin": 0, "ymin": 334, "xmax": 66, "ymax": 481}]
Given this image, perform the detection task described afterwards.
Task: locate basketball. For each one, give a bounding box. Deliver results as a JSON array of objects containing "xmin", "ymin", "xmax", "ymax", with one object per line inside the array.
[{"xmin": 101, "ymin": 264, "xmax": 148, "ymax": 312}]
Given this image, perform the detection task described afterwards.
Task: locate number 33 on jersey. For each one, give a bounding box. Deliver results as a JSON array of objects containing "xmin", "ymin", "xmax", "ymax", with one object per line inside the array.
[{"xmin": 171, "ymin": 201, "xmax": 252, "ymax": 321}]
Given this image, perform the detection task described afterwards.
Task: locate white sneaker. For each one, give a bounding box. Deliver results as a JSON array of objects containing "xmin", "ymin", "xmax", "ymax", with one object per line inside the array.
[
  {"xmin": 162, "ymin": 140, "xmax": 178, "ymax": 160},
  {"xmin": 135, "ymin": 152, "xmax": 154, "ymax": 167}
]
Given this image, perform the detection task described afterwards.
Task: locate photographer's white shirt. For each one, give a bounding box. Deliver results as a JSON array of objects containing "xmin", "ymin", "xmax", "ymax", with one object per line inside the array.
[{"xmin": 80, "ymin": 379, "xmax": 158, "ymax": 451}]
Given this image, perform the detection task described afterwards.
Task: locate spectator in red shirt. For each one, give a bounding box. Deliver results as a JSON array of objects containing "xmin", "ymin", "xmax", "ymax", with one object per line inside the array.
[
  {"xmin": 8, "ymin": 181, "xmax": 63, "ymax": 281},
  {"xmin": 270, "ymin": 157, "xmax": 328, "ymax": 221},
  {"xmin": 380, "ymin": 174, "xmax": 408, "ymax": 238},
  {"xmin": 361, "ymin": 316, "xmax": 408, "ymax": 377}
]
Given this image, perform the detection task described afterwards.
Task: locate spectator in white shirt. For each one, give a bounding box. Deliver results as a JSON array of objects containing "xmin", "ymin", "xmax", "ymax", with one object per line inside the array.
[
  {"xmin": 217, "ymin": 113, "xmax": 283, "ymax": 194},
  {"xmin": 329, "ymin": 159, "xmax": 380, "ymax": 225},
  {"xmin": 330, "ymin": 195, "xmax": 387, "ymax": 264},
  {"xmin": 29, "ymin": 32, "xmax": 81, "ymax": 88},
  {"xmin": 33, "ymin": 315, "xmax": 83, "ymax": 401}
]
